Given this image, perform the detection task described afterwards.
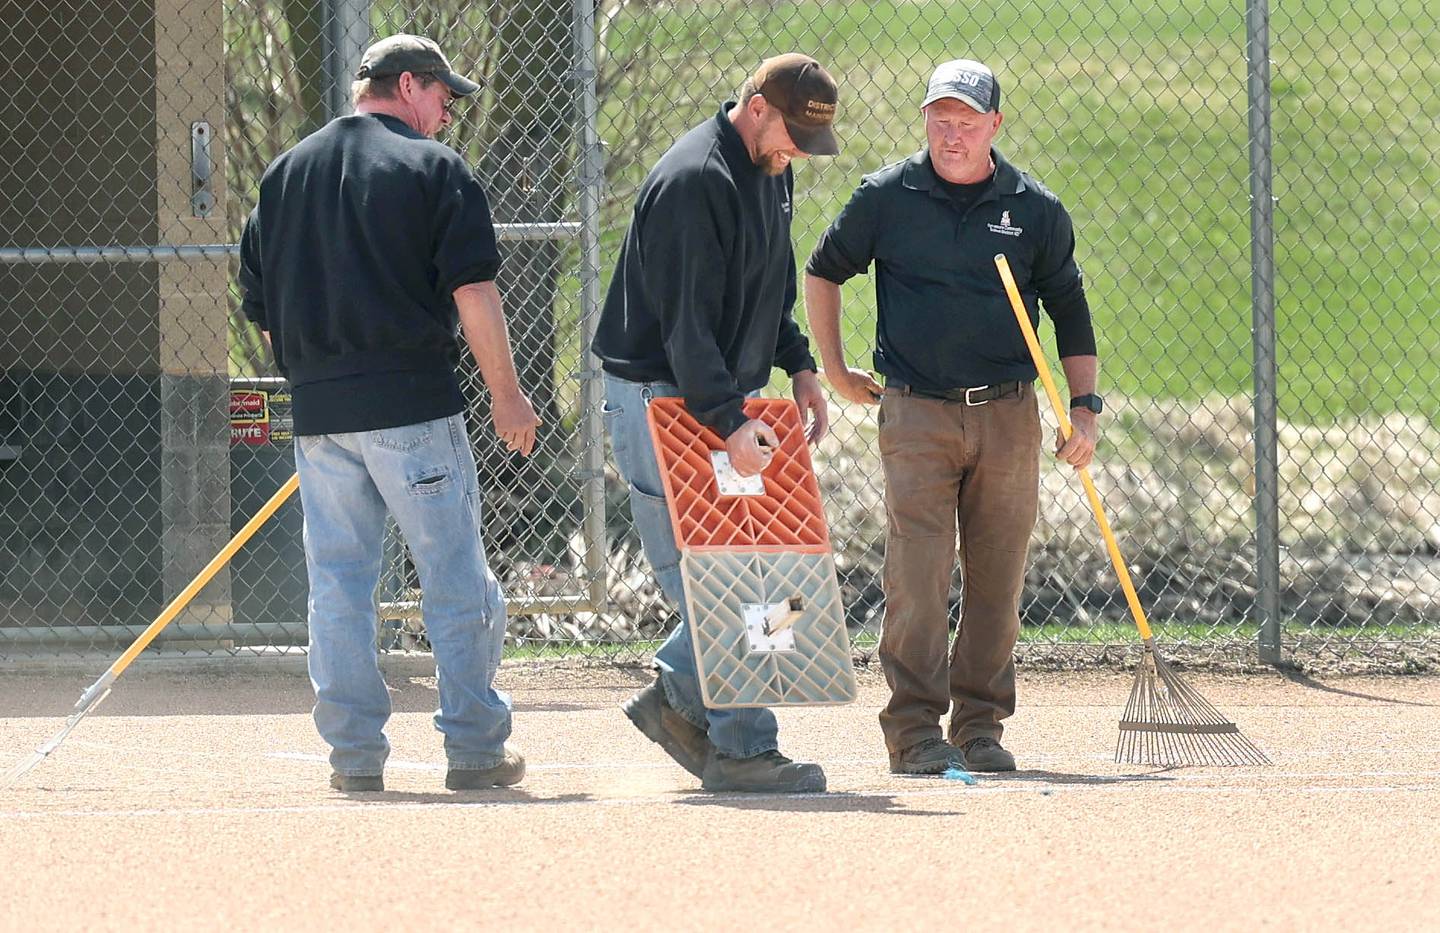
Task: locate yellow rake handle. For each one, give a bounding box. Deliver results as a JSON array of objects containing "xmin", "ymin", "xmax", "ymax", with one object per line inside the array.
[
  {"xmin": 108, "ymin": 472, "xmax": 301, "ymax": 678},
  {"xmin": 993, "ymin": 254, "xmax": 1153, "ymax": 642}
]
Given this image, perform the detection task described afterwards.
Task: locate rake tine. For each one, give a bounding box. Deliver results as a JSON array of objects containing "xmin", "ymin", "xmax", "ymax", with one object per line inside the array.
[
  {"xmin": 1115, "ymin": 639, "xmax": 1270, "ymax": 767},
  {"xmin": 3, "ymin": 677, "xmax": 115, "ymax": 786}
]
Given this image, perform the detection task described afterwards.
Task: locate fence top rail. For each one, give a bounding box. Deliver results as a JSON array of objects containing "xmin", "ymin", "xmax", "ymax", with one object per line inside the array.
[{"xmin": 0, "ymin": 223, "xmax": 582, "ymax": 264}]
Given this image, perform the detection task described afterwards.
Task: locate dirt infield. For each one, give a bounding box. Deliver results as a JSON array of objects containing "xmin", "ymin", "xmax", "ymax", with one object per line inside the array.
[{"xmin": 2, "ymin": 661, "xmax": 1437, "ymax": 931}]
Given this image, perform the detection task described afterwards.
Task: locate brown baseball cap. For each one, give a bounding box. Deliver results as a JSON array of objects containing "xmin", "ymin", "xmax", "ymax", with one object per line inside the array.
[
  {"xmin": 355, "ymin": 34, "xmax": 479, "ymax": 97},
  {"xmin": 752, "ymin": 53, "xmax": 840, "ymax": 156}
]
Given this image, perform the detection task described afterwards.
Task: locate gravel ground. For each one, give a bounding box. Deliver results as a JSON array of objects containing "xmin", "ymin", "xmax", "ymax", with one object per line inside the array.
[{"xmin": 2, "ymin": 662, "xmax": 1437, "ymax": 931}]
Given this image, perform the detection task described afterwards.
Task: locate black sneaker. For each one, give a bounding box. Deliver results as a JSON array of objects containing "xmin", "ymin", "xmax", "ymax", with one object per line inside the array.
[
  {"xmin": 960, "ymin": 736, "xmax": 1016, "ymax": 772},
  {"xmin": 889, "ymin": 737, "xmax": 967, "ymax": 775},
  {"xmin": 446, "ymin": 745, "xmax": 527, "ymax": 790},
  {"xmin": 330, "ymin": 772, "xmax": 384, "ymax": 792},
  {"xmin": 622, "ymin": 679, "xmax": 714, "ymax": 778},
  {"xmin": 701, "ymin": 750, "xmax": 827, "ymax": 793}
]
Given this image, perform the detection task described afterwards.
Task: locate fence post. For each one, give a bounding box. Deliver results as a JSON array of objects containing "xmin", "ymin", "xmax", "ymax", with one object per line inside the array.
[
  {"xmin": 1247, "ymin": 0, "xmax": 1283, "ymax": 664},
  {"xmin": 325, "ymin": 0, "xmax": 371, "ymax": 120},
  {"xmin": 572, "ymin": 0, "xmax": 609, "ymax": 610}
]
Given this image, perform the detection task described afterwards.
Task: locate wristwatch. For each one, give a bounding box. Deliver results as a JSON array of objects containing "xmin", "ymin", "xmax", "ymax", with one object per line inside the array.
[{"xmin": 1069, "ymin": 393, "xmax": 1104, "ymax": 414}]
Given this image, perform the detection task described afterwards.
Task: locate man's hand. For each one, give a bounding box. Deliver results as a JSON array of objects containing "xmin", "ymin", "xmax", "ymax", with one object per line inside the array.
[
  {"xmin": 491, "ymin": 389, "xmax": 541, "ymax": 457},
  {"xmin": 726, "ymin": 419, "xmax": 779, "ymax": 477},
  {"xmin": 792, "ymin": 369, "xmax": 830, "ymax": 445},
  {"xmin": 1056, "ymin": 408, "xmax": 1098, "ymax": 470},
  {"xmin": 825, "ymin": 366, "xmax": 882, "ymax": 407}
]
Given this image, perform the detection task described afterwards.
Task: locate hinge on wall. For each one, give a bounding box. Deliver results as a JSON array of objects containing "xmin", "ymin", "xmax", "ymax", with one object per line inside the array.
[{"xmin": 191, "ymin": 122, "xmax": 215, "ymax": 218}]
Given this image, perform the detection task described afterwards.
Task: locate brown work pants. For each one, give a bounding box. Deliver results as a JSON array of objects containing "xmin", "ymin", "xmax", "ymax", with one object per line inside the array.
[{"xmin": 876, "ymin": 386, "xmax": 1041, "ymax": 754}]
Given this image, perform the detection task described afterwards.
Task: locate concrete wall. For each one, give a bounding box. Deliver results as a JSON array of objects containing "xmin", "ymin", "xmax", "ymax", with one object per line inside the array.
[{"xmin": 0, "ymin": 0, "xmax": 231, "ymax": 633}]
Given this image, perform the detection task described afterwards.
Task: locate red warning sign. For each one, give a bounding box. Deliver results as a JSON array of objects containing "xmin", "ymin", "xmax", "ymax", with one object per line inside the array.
[
  {"xmin": 230, "ymin": 391, "xmax": 268, "ymax": 423},
  {"xmin": 231, "ymin": 421, "xmax": 270, "ymax": 445},
  {"xmin": 231, "ymin": 389, "xmax": 270, "ymax": 446}
]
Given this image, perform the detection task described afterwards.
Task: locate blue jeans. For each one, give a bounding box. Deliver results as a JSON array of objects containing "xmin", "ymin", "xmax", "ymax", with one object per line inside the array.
[
  {"xmin": 294, "ymin": 412, "xmax": 511, "ymax": 777},
  {"xmin": 602, "ymin": 372, "xmax": 779, "ymax": 758}
]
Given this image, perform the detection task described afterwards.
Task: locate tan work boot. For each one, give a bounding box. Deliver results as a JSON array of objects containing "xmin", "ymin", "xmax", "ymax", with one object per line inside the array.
[
  {"xmin": 889, "ymin": 737, "xmax": 966, "ymax": 775},
  {"xmin": 961, "ymin": 736, "xmax": 1016, "ymax": 772},
  {"xmin": 330, "ymin": 772, "xmax": 384, "ymax": 792},
  {"xmin": 446, "ymin": 745, "xmax": 526, "ymax": 790},
  {"xmin": 622, "ymin": 678, "xmax": 714, "ymax": 778},
  {"xmin": 701, "ymin": 750, "xmax": 826, "ymax": 793}
]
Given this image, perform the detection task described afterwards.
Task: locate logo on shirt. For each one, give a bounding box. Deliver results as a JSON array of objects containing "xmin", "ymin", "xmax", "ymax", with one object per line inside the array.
[
  {"xmin": 987, "ymin": 209, "xmax": 1022, "ymax": 237},
  {"xmin": 780, "ymin": 192, "xmax": 792, "ymax": 216}
]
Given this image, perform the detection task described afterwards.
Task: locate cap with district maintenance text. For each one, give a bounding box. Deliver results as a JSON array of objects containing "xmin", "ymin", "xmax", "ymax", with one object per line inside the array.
[{"xmin": 752, "ymin": 53, "xmax": 841, "ymax": 156}]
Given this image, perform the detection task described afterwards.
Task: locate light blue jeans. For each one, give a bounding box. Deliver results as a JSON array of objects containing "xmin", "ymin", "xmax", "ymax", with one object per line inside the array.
[
  {"xmin": 294, "ymin": 412, "xmax": 510, "ymax": 777},
  {"xmin": 602, "ymin": 372, "xmax": 779, "ymax": 758}
]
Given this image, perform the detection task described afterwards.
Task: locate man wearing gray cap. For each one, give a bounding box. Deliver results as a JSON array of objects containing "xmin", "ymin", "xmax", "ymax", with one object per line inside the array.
[
  {"xmin": 805, "ymin": 59, "xmax": 1101, "ymax": 775},
  {"xmin": 592, "ymin": 54, "xmax": 840, "ymax": 793},
  {"xmin": 239, "ymin": 34, "xmax": 539, "ymax": 793}
]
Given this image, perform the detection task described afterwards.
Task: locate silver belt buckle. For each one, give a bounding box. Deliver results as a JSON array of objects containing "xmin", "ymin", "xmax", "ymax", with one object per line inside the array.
[{"xmin": 964, "ymin": 385, "xmax": 991, "ymax": 406}]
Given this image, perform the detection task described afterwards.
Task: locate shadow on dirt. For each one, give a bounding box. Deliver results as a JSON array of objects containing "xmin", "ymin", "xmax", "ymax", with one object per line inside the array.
[{"xmin": 1278, "ymin": 666, "xmax": 1436, "ymax": 707}]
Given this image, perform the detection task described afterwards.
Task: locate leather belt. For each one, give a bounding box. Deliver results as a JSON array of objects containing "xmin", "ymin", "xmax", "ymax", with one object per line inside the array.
[{"xmin": 886, "ymin": 380, "xmax": 1024, "ymax": 405}]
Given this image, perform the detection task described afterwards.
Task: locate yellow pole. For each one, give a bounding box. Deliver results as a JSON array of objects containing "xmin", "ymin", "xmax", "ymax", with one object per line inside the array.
[
  {"xmin": 993, "ymin": 254, "xmax": 1153, "ymax": 642},
  {"xmin": 4, "ymin": 473, "xmax": 302, "ymax": 785},
  {"xmin": 109, "ymin": 472, "xmax": 302, "ymax": 676}
]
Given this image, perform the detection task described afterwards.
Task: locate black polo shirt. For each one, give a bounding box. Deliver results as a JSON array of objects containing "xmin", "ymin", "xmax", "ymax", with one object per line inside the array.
[{"xmin": 806, "ymin": 148, "xmax": 1095, "ymax": 392}]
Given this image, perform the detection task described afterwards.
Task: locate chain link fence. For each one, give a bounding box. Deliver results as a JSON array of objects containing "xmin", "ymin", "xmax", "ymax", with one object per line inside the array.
[{"xmin": 1, "ymin": 0, "xmax": 1436, "ymax": 669}]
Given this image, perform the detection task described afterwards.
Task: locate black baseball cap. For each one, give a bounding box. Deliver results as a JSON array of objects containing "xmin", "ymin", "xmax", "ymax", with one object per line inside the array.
[
  {"xmin": 921, "ymin": 59, "xmax": 1001, "ymax": 113},
  {"xmin": 752, "ymin": 53, "xmax": 841, "ymax": 156},
  {"xmin": 356, "ymin": 34, "xmax": 479, "ymax": 96}
]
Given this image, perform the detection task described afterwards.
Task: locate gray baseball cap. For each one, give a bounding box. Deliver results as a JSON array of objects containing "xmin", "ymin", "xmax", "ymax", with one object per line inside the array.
[
  {"xmin": 921, "ymin": 59, "xmax": 1001, "ymax": 113},
  {"xmin": 355, "ymin": 34, "xmax": 479, "ymax": 96}
]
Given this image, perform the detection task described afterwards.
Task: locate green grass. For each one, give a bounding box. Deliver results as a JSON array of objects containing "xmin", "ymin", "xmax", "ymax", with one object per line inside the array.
[
  {"xmin": 503, "ymin": 621, "xmax": 1434, "ymax": 659},
  {"xmin": 594, "ymin": 0, "xmax": 1440, "ymax": 423}
]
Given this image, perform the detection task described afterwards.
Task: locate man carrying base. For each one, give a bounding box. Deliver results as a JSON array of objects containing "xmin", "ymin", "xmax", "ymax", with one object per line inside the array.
[
  {"xmin": 239, "ymin": 35, "xmax": 539, "ymax": 793},
  {"xmin": 805, "ymin": 59, "xmax": 1101, "ymax": 774},
  {"xmin": 593, "ymin": 54, "xmax": 840, "ymax": 793}
]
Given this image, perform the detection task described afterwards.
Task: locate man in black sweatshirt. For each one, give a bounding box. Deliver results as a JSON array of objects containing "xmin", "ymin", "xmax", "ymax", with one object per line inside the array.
[
  {"xmin": 238, "ymin": 35, "xmax": 539, "ymax": 793},
  {"xmin": 805, "ymin": 59, "xmax": 1101, "ymax": 776},
  {"xmin": 592, "ymin": 54, "xmax": 839, "ymax": 793}
]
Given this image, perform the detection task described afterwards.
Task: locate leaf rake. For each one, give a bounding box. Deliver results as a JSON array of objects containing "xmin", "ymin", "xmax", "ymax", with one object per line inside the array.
[
  {"xmin": 994, "ymin": 254, "xmax": 1267, "ymax": 767},
  {"xmin": 3, "ymin": 473, "xmax": 301, "ymax": 786}
]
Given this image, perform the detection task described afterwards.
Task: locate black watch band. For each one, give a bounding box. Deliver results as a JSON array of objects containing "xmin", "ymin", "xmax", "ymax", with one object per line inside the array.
[{"xmin": 1069, "ymin": 393, "xmax": 1104, "ymax": 414}]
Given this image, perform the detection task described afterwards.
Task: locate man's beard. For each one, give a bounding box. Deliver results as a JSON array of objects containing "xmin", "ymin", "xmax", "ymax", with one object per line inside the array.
[{"xmin": 756, "ymin": 152, "xmax": 789, "ymax": 176}]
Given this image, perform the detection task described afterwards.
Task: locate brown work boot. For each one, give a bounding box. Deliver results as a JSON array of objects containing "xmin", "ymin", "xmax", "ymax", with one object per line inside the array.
[
  {"xmin": 330, "ymin": 772, "xmax": 384, "ymax": 792},
  {"xmin": 889, "ymin": 737, "xmax": 966, "ymax": 775},
  {"xmin": 701, "ymin": 750, "xmax": 826, "ymax": 793},
  {"xmin": 446, "ymin": 745, "xmax": 526, "ymax": 790},
  {"xmin": 622, "ymin": 678, "xmax": 714, "ymax": 778},
  {"xmin": 961, "ymin": 736, "xmax": 1017, "ymax": 772}
]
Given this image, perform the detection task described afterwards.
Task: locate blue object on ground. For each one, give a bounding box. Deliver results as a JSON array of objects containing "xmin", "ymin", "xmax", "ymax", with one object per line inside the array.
[{"xmin": 942, "ymin": 766, "xmax": 977, "ymax": 785}]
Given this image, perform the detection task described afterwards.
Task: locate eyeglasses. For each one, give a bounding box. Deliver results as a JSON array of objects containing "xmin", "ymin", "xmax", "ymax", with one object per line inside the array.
[{"xmin": 417, "ymin": 73, "xmax": 457, "ymax": 113}]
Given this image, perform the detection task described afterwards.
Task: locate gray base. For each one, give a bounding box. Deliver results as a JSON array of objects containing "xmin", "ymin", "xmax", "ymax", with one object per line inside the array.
[{"xmin": 681, "ymin": 551, "xmax": 856, "ymax": 708}]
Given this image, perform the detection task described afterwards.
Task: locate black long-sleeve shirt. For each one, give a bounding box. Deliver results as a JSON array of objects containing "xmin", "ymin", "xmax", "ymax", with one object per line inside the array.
[
  {"xmin": 806, "ymin": 148, "xmax": 1095, "ymax": 392},
  {"xmin": 238, "ymin": 113, "xmax": 501, "ymax": 435},
  {"xmin": 591, "ymin": 104, "xmax": 816, "ymax": 438}
]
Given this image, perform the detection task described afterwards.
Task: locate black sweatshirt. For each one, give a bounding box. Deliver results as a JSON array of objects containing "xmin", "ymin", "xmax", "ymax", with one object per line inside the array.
[
  {"xmin": 807, "ymin": 148, "xmax": 1095, "ymax": 392},
  {"xmin": 591, "ymin": 104, "xmax": 817, "ymax": 438},
  {"xmin": 238, "ymin": 113, "xmax": 501, "ymax": 435}
]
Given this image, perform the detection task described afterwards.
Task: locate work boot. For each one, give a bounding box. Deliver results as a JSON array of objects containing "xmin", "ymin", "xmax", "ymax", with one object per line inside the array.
[
  {"xmin": 446, "ymin": 745, "xmax": 527, "ymax": 790},
  {"xmin": 961, "ymin": 736, "xmax": 1017, "ymax": 772},
  {"xmin": 889, "ymin": 737, "xmax": 966, "ymax": 775},
  {"xmin": 330, "ymin": 772, "xmax": 384, "ymax": 793},
  {"xmin": 701, "ymin": 750, "xmax": 826, "ymax": 793},
  {"xmin": 622, "ymin": 678, "xmax": 714, "ymax": 778}
]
